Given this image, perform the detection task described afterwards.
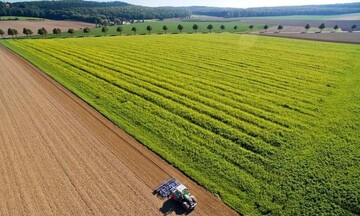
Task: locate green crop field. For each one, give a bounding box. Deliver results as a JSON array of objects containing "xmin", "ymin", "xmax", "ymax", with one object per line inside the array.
[
  {"xmin": 2, "ymin": 34, "xmax": 359, "ymax": 215},
  {"xmin": 24, "ymin": 22, "xmax": 262, "ymax": 39},
  {"xmin": 0, "ymin": 16, "xmax": 46, "ymax": 21}
]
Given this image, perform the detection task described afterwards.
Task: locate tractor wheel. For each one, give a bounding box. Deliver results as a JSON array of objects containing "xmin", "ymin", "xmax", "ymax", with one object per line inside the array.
[
  {"xmin": 182, "ymin": 202, "xmax": 190, "ymax": 209},
  {"xmin": 191, "ymin": 196, "xmax": 197, "ymax": 203}
]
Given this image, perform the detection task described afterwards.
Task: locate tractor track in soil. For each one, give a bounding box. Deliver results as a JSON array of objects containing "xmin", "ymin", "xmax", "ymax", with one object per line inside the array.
[{"xmin": 0, "ymin": 45, "xmax": 238, "ymax": 216}]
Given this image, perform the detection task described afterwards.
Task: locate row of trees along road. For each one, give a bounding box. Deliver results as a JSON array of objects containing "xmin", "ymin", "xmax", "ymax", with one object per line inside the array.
[
  {"xmin": 0, "ymin": 24, "xmax": 357, "ymax": 38},
  {"xmin": 263, "ymin": 23, "xmax": 358, "ymax": 33}
]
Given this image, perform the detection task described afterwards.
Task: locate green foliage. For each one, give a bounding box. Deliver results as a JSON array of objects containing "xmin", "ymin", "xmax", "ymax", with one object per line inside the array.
[
  {"xmin": 131, "ymin": 26, "xmax": 137, "ymax": 35},
  {"xmin": 192, "ymin": 24, "xmax": 198, "ymax": 33},
  {"xmin": 263, "ymin": 25, "xmax": 269, "ymax": 32},
  {"xmin": 22, "ymin": 28, "xmax": 33, "ymax": 37},
  {"xmin": 83, "ymin": 27, "xmax": 90, "ymax": 36},
  {"xmin": 1, "ymin": 1, "xmax": 190, "ymax": 23},
  {"xmin": 116, "ymin": 26, "xmax": 123, "ymax": 35},
  {"xmin": 177, "ymin": 24, "xmax": 184, "ymax": 33},
  {"xmin": 2, "ymin": 34, "xmax": 359, "ymax": 215},
  {"xmin": 146, "ymin": 25, "xmax": 152, "ymax": 34},
  {"xmin": 101, "ymin": 26, "xmax": 109, "ymax": 35},
  {"xmin": 162, "ymin": 25, "xmax": 168, "ymax": 34},
  {"xmin": 0, "ymin": 28, "xmax": 4, "ymax": 38},
  {"xmin": 52, "ymin": 28, "xmax": 61, "ymax": 37},
  {"xmin": 37, "ymin": 27, "xmax": 47, "ymax": 38},
  {"xmin": 183, "ymin": 3, "xmax": 360, "ymax": 18},
  {"xmin": 220, "ymin": 24, "xmax": 225, "ymax": 32},
  {"xmin": 7, "ymin": 28, "xmax": 17, "ymax": 37},
  {"xmin": 67, "ymin": 28, "xmax": 75, "ymax": 36},
  {"xmin": 207, "ymin": 24, "xmax": 213, "ymax": 33}
]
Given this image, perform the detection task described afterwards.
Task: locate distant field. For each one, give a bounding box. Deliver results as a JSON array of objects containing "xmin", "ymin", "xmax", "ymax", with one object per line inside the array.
[
  {"xmin": 0, "ymin": 20, "xmax": 94, "ymax": 38},
  {"xmin": 240, "ymin": 19, "xmax": 360, "ymax": 32},
  {"xmin": 240, "ymin": 13, "xmax": 360, "ymax": 20},
  {"xmin": 257, "ymin": 32, "xmax": 360, "ymax": 44},
  {"xmin": 0, "ymin": 19, "xmax": 261, "ymax": 39},
  {"xmin": 0, "ymin": 16, "xmax": 46, "ymax": 21},
  {"xmin": 72, "ymin": 22, "xmax": 263, "ymax": 37},
  {"xmin": 2, "ymin": 34, "xmax": 359, "ymax": 215}
]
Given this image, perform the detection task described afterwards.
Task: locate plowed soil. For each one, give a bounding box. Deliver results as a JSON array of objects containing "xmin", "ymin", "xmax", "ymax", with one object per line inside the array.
[
  {"xmin": 0, "ymin": 45, "xmax": 237, "ymax": 216},
  {"xmin": 0, "ymin": 20, "xmax": 94, "ymax": 37}
]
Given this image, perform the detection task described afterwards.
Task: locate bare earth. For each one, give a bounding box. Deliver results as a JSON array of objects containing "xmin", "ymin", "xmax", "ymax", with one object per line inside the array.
[
  {"xmin": 0, "ymin": 45, "xmax": 237, "ymax": 216},
  {"xmin": 0, "ymin": 20, "xmax": 94, "ymax": 37},
  {"xmin": 252, "ymin": 32, "xmax": 360, "ymax": 44}
]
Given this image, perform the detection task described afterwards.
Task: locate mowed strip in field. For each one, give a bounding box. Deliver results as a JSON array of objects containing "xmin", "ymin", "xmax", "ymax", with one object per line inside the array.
[
  {"xmin": 2, "ymin": 34, "xmax": 360, "ymax": 215},
  {"xmin": 0, "ymin": 46, "xmax": 237, "ymax": 215}
]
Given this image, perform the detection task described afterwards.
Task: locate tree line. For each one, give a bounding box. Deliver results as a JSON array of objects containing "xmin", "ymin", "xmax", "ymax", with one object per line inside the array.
[
  {"xmin": 261, "ymin": 23, "xmax": 357, "ymax": 33},
  {"xmin": 178, "ymin": 3, "xmax": 360, "ymax": 18},
  {"xmin": 0, "ymin": 23, "xmax": 357, "ymax": 39},
  {"xmin": 0, "ymin": 1, "xmax": 191, "ymax": 23}
]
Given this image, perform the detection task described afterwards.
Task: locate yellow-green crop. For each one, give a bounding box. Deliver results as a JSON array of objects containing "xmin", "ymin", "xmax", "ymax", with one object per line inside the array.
[{"xmin": 3, "ymin": 34, "xmax": 360, "ymax": 215}]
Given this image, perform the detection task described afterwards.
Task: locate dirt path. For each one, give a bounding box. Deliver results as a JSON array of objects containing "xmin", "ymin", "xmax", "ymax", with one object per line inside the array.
[{"xmin": 0, "ymin": 45, "xmax": 238, "ymax": 216}]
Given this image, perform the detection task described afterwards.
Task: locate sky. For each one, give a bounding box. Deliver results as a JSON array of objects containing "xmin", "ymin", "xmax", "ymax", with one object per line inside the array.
[{"xmin": 121, "ymin": 0, "xmax": 357, "ymax": 8}]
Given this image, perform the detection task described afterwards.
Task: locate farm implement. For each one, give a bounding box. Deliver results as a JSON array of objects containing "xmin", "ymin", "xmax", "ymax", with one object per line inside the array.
[{"xmin": 154, "ymin": 178, "xmax": 197, "ymax": 210}]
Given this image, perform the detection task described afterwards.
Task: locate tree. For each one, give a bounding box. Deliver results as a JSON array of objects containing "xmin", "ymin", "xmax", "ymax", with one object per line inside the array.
[
  {"xmin": 146, "ymin": 25, "xmax": 152, "ymax": 35},
  {"xmin": 319, "ymin": 23, "xmax": 325, "ymax": 33},
  {"xmin": 0, "ymin": 29, "xmax": 4, "ymax": 38},
  {"xmin": 207, "ymin": 24, "xmax": 213, "ymax": 33},
  {"xmin": 192, "ymin": 24, "xmax": 198, "ymax": 33},
  {"xmin": 177, "ymin": 24, "xmax": 183, "ymax": 33},
  {"xmin": 263, "ymin": 25, "xmax": 268, "ymax": 32},
  {"xmin": 13, "ymin": 29, "xmax": 18, "ymax": 38},
  {"xmin": 40, "ymin": 27, "xmax": 48, "ymax": 38},
  {"xmin": 234, "ymin": 25, "xmax": 238, "ymax": 31},
  {"xmin": 277, "ymin": 25, "xmax": 283, "ymax": 33},
  {"xmin": 249, "ymin": 25, "xmax": 254, "ymax": 32},
  {"xmin": 28, "ymin": 29, "xmax": 33, "ymax": 37},
  {"xmin": 68, "ymin": 28, "xmax": 75, "ymax": 37},
  {"xmin": 131, "ymin": 27, "xmax": 137, "ymax": 35},
  {"xmin": 351, "ymin": 25, "xmax": 357, "ymax": 32},
  {"xmin": 220, "ymin": 24, "xmax": 225, "ymax": 32},
  {"xmin": 8, "ymin": 28, "xmax": 15, "ymax": 38},
  {"xmin": 38, "ymin": 28, "xmax": 45, "ymax": 37},
  {"xmin": 53, "ymin": 28, "xmax": 61, "ymax": 37},
  {"xmin": 23, "ymin": 28, "xmax": 30, "ymax": 38},
  {"xmin": 101, "ymin": 26, "xmax": 109, "ymax": 36},
  {"xmin": 114, "ymin": 19, "xmax": 122, "ymax": 25},
  {"xmin": 162, "ymin": 25, "xmax": 168, "ymax": 34},
  {"xmin": 116, "ymin": 26, "xmax": 123, "ymax": 35},
  {"xmin": 305, "ymin": 24, "xmax": 310, "ymax": 33},
  {"xmin": 83, "ymin": 27, "xmax": 90, "ymax": 36},
  {"xmin": 333, "ymin": 25, "xmax": 339, "ymax": 32}
]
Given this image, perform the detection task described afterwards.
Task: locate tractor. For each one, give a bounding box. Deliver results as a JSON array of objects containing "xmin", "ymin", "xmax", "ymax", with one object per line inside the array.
[{"xmin": 154, "ymin": 178, "xmax": 197, "ymax": 210}]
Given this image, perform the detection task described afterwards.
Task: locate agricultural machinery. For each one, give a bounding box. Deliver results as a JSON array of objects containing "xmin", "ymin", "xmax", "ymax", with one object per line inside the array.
[{"xmin": 154, "ymin": 178, "xmax": 198, "ymax": 210}]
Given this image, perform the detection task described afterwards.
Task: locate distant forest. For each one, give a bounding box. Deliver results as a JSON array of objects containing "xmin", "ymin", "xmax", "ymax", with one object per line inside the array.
[
  {"xmin": 0, "ymin": 1, "xmax": 359, "ymax": 23},
  {"xmin": 166, "ymin": 3, "xmax": 360, "ymax": 18},
  {"xmin": 0, "ymin": 1, "xmax": 191, "ymax": 23}
]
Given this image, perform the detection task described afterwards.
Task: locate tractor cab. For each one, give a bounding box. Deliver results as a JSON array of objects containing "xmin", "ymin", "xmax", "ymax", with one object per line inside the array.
[{"xmin": 171, "ymin": 184, "xmax": 189, "ymax": 201}]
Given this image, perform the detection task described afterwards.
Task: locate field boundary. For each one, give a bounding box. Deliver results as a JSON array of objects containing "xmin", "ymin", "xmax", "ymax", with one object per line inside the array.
[{"xmin": 250, "ymin": 32, "xmax": 360, "ymax": 45}]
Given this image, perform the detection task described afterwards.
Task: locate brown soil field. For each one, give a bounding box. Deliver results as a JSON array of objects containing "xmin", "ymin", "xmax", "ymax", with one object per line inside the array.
[
  {"xmin": 252, "ymin": 32, "xmax": 360, "ymax": 44},
  {"xmin": 0, "ymin": 20, "xmax": 94, "ymax": 38},
  {"xmin": 0, "ymin": 45, "xmax": 238, "ymax": 216}
]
